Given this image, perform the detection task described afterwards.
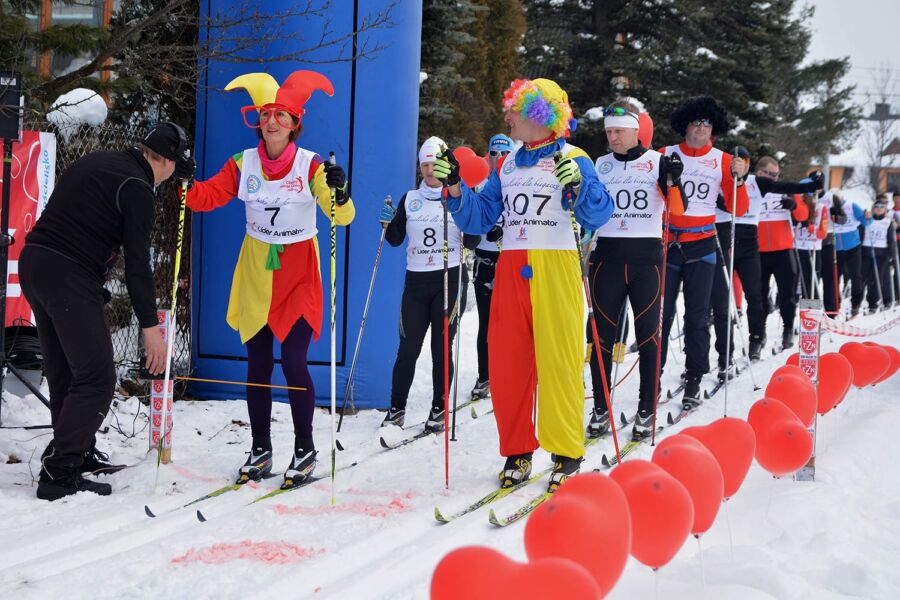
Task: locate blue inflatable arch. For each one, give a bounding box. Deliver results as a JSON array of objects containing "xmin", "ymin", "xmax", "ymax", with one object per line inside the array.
[{"xmin": 190, "ymin": 1, "xmax": 421, "ymax": 408}]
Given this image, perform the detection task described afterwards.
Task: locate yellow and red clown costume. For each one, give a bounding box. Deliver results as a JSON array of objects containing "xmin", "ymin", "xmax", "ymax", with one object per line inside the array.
[
  {"xmin": 447, "ymin": 78, "xmax": 614, "ymax": 461},
  {"xmin": 186, "ymin": 70, "xmax": 355, "ymax": 343}
]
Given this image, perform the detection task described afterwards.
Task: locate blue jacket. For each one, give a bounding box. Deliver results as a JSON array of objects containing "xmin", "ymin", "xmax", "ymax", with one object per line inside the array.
[
  {"xmin": 446, "ymin": 138, "xmax": 613, "ymax": 235},
  {"xmin": 835, "ymin": 203, "xmax": 870, "ymax": 251}
]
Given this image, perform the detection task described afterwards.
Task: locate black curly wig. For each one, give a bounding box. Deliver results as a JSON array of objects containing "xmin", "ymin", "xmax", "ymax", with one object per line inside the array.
[{"xmin": 670, "ymin": 95, "xmax": 729, "ymax": 138}]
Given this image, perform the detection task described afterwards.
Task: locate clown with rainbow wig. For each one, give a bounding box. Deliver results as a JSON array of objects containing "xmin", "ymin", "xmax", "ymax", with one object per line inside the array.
[
  {"xmin": 185, "ymin": 70, "xmax": 354, "ymax": 489},
  {"xmin": 435, "ymin": 78, "xmax": 614, "ymax": 492}
]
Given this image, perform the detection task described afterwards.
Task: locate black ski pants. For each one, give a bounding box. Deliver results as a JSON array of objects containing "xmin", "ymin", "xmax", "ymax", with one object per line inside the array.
[
  {"xmin": 760, "ymin": 249, "xmax": 799, "ymax": 332},
  {"xmin": 821, "ymin": 243, "xmax": 840, "ymax": 315},
  {"xmin": 390, "ymin": 268, "xmax": 465, "ymax": 411},
  {"xmin": 660, "ymin": 242, "xmax": 716, "ymax": 380},
  {"xmin": 19, "ymin": 245, "xmax": 116, "ymax": 478},
  {"xmin": 862, "ymin": 246, "xmax": 892, "ymax": 309},
  {"xmin": 797, "ymin": 249, "xmax": 822, "ymax": 302},
  {"xmin": 472, "ymin": 249, "xmax": 498, "ymax": 383},
  {"xmin": 588, "ymin": 258, "xmax": 661, "ymax": 415},
  {"xmin": 712, "ymin": 225, "xmax": 764, "ymax": 363},
  {"xmin": 837, "ymin": 245, "xmax": 864, "ymax": 310}
]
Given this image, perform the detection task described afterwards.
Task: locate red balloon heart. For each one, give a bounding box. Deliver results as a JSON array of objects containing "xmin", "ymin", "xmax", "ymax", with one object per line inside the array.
[
  {"xmin": 747, "ymin": 397, "xmax": 800, "ymax": 437},
  {"xmin": 863, "ymin": 342, "xmax": 900, "ymax": 383},
  {"xmin": 765, "ymin": 374, "xmax": 816, "ymax": 427},
  {"xmin": 609, "ymin": 460, "xmax": 693, "ymax": 569},
  {"xmin": 771, "ymin": 364, "xmax": 809, "ymax": 383},
  {"xmin": 818, "ymin": 352, "xmax": 853, "ymax": 412},
  {"xmin": 755, "ymin": 418, "xmax": 814, "ymax": 477},
  {"xmin": 681, "ymin": 418, "xmax": 756, "ymax": 499},
  {"xmin": 839, "ymin": 342, "xmax": 889, "ymax": 387},
  {"xmin": 527, "ymin": 473, "xmax": 630, "ymax": 595},
  {"xmin": 638, "ymin": 112, "xmax": 654, "ymax": 149},
  {"xmin": 431, "ymin": 546, "xmax": 601, "ymax": 600},
  {"xmin": 651, "ymin": 435, "xmax": 724, "ymax": 536},
  {"xmin": 453, "ymin": 147, "xmax": 491, "ymax": 188},
  {"xmin": 785, "ymin": 352, "xmax": 799, "ymax": 367}
]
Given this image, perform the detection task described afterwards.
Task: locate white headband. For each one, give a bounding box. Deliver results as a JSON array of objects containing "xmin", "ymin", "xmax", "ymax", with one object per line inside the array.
[{"xmin": 603, "ymin": 114, "xmax": 640, "ymax": 130}]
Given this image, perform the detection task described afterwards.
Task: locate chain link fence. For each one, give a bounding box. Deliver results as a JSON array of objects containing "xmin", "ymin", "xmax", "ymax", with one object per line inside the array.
[{"xmin": 24, "ymin": 116, "xmax": 192, "ymax": 399}]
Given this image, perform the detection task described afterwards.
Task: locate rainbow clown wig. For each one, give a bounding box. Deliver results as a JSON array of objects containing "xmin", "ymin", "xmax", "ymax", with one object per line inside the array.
[{"xmin": 502, "ymin": 78, "xmax": 576, "ymax": 139}]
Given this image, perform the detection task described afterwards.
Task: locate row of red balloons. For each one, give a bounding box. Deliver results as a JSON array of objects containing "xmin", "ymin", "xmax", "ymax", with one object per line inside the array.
[{"xmin": 431, "ymin": 341, "xmax": 899, "ymax": 599}]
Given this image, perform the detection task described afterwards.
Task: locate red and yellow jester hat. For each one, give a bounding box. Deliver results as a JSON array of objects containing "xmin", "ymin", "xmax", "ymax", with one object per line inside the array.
[{"xmin": 226, "ymin": 70, "xmax": 335, "ymax": 126}]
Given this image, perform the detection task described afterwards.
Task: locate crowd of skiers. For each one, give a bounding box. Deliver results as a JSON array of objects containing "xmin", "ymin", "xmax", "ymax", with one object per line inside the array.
[{"xmin": 27, "ymin": 68, "xmax": 899, "ymax": 501}]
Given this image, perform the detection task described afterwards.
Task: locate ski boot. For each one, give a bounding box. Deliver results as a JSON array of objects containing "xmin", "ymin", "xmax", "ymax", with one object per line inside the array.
[
  {"xmin": 682, "ymin": 375, "xmax": 702, "ymax": 411},
  {"xmin": 548, "ymin": 454, "xmax": 582, "ymax": 492},
  {"xmin": 499, "ymin": 453, "xmax": 533, "ymax": 489},
  {"xmin": 781, "ymin": 328, "xmax": 795, "ymax": 350},
  {"xmin": 80, "ymin": 445, "xmax": 127, "ymax": 475},
  {"xmin": 748, "ymin": 335, "xmax": 765, "ymax": 361},
  {"xmin": 424, "ymin": 406, "xmax": 446, "ymax": 433},
  {"xmin": 282, "ymin": 448, "xmax": 317, "ymax": 490},
  {"xmin": 631, "ymin": 409, "xmax": 655, "ymax": 441},
  {"xmin": 380, "ymin": 407, "xmax": 406, "ymax": 428},
  {"xmin": 470, "ymin": 379, "xmax": 490, "ymax": 401},
  {"xmin": 236, "ymin": 446, "xmax": 274, "ymax": 484},
  {"xmin": 586, "ymin": 407, "xmax": 610, "ymax": 438},
  {"xmin": 717, "ymin": 356, "xmax": 736, "ymax": 383},
  {"xmin": 850, "ymin": 305, "xmax": 860, "ymax": 319}
]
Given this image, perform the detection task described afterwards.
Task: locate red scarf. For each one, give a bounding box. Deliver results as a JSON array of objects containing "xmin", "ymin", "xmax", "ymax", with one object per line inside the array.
[{"xmin": 257, "ymin": 140, "xmax": 297, "ymax": 179}]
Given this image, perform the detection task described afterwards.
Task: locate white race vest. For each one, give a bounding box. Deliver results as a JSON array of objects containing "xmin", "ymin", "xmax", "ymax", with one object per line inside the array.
[
  {"xmin": 833, "ymin": 199, "xmax": 862, "ymax": 235},
  {"xmin": 404, "ymin": 189, "xmax": 463, "ymax": 271},
  {"xmin": 757, "ymin": 187, "xmax": 792, "ymax": 223},
  {"xmin": 863, "ymin": 214, "xmax": 892, "ymax": 249},
  {"xmin": 238, "ymin": 147, "xmax": 317, "ymax": 244},
  {"xmin": 593, "ymin": 150, "xmax": 665, "ymax": 238},
  {"xmin": 662, "ymin": 145, "xmax": 723, "ymax": 217},
  {"xmin": 497, "ymin": 146, "xmax": 577, "ymax": 250},
  {"xmin": 795, "ymin": 205, "xmax": 826, "ymax": 251},
  {"xmin": 717, "ymin": 174, "xmax": 762, "ymax": 225}
]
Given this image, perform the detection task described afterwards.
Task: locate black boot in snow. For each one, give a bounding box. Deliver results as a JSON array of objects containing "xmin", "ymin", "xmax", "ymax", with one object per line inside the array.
[
  {"xmin": 37, "ymin": 467, "xmax": 112, "ymax": 501},
  {"xmin": 499, "ymin": 453, "xmax": 533, "ymax": 489},
  {"xmin": 682, "ymin": 375, "xmax": 702, "ymax": 411},
  {"xmin": 470, "ymin": 379, "xmax": 490, "ymax": 400},
  {"xmin": 424, "ymin": 406, "xmax": 445, "ymax": 433},
  {"xmin": 548, "ymin": 454, "xmax": 582, "ymax": 492},
  {"xmin": 631, "ymin": 409, "xmax": 656, "ymax": 441},
  {"xmin": 748, "ymin": 335, "xmax": 765, "ymax": 361},
  {"xmin": 81, "ymin": 445, "xmax": 127, "ymax": 475},
  {"xmin": 781, "ymin": 328, "xmax": 795, "ymax": 350}
]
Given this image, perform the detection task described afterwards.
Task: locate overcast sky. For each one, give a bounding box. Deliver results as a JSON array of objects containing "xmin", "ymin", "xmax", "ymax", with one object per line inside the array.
[{"xmin": 803, "ymin": 0, "xmax": 900, "ymax": 111}]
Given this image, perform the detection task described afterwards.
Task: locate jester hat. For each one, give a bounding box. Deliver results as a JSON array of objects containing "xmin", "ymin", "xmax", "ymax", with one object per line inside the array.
[
  {"xmin": 226, "ymin": 70, "xmax": 334, "ymax": 124},
  {"xmin": 502, "ymin": 78, "xmax": 576, "ymax": 139}
]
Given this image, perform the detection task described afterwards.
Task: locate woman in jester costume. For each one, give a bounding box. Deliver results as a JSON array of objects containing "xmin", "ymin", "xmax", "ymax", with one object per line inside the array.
[
  {"xmin": 185, "ymin": 70, "xmax": 354, "ymax": 488},
  {"xmin": 437, "ymin": 78, "xmax": 614, "ymax": 492}
]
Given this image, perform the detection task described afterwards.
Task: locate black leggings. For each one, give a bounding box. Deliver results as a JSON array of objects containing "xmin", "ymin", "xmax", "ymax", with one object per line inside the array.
[
  {"xmin": 473, "ymin": 249, "xmax": 498, "ymax": 382},
  {"xmin": 589, "ymin": 257, "xmax": 662, "ymax": 414},
  {"xmin": 390, "ymin": 268, "xmax": 465, "ymax": 410},
  {"xmin": 862, "ymin": 247, "xmax": 892, "ymax": 308},
  {"xmin": 837, "ymin": 245, "xmax": 864, "ymax": 310},
  {"xmin": 760, "ymin": 249, "xmax": 799, "ymax": 331},
  {"xmin": 246, "ymin": 319, "xmax": 315, "ymax": 449}
]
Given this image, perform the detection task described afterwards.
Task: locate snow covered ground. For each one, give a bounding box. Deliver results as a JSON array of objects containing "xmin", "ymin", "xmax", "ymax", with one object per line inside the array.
[{"xmin": 1, "ymin": 300, "xmax": 899, "ymax": 600}]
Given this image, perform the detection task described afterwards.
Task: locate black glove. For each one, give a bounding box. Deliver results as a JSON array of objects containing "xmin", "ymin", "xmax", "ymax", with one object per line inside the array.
[
  {"xmin": 486, "ymin": 225, "xmax": 503, "ymax": 243},
  {"xmin": 324, "ymin": 163, "xmax": 348, "ymax": 203},
  {"xmin": 715, "ymin": 193, "xmax": 727, "ymax": 212},
  {"xmin": 779, "ymin": 195, "xmax": 796, "ymax": 210},
  {"xmin": 174, "ymin": 153, "xmax": 196, "ymax": 185},
  {"xmin": 664, "ymin": 152, "xmax": 684, "ymax": 182},
  {"xmin": 830, "ymin": 201, "xmax": 847, "ymax": 224},
  {"xmin": 808, "ymin": 170, "xmax": 824, "ymax": 191}
]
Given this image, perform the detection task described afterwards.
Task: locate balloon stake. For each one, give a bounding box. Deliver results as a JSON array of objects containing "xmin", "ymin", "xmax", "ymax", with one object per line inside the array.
[
  {"xmin": 724, "ymin": 499, "xmax": 734, "ymax": 561},
  {"xmin": 697, "ymin": 535, "xmax": 706, "ymax": 587}
]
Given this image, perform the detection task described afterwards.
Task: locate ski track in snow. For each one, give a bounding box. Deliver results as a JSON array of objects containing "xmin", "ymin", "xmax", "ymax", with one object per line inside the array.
[{"xmin": 1, "ymin": 301, "xmax": 900, "ymax": 599}]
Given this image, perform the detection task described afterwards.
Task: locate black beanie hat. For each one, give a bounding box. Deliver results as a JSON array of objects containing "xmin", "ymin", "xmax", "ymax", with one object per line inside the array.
[{"xmin": 142, "ymin": 122, "xmax": 186, "ymax": 161}]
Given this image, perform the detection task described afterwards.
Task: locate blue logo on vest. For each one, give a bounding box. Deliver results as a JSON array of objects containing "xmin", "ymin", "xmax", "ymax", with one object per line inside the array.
[
  {"xmin": 599, "ymin": 161, "xmax": 613, "ymax": 175},
  {"xmin": 408, "ymin": 198, "xmax": 423, "ymax": 212},
  {"xmin": 247, "ymin": 175, "xmax": 262, "ymax": 194},
  {"xmin": 502, "ymin": 159, "xmax": 516, "ymax": 175}
]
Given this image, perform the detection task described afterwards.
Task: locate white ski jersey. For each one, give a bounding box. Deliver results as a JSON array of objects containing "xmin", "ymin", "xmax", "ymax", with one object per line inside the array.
[
  {"xmin": 403, "ymin": 189, "xmax": 463, "ymax": 272},
  {"xmin": 661, "ymin": 145, "xmax": 724, "ymax": 217},
  {"xmin": 593, "ymin": 150, "xmax": 665, "ymax": 239}
]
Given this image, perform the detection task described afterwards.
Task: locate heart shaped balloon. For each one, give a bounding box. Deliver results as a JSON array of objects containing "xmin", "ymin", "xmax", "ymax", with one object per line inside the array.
[
  {"xmin": 818, "ymin": 352, "xmax": 853, "ymax": 412},
  {"xmin": 651, "ymin": 435, "xmax": 724, "ymax": 536},
  {"xmin": 431, "ymin": 546, "xmax": 601, "ymax": 600},
  {"xmin": 609, "ymin": 460, "xmax": 693, "ymax": 569},
  {"xmin": 755, "ymin": 418, "xmax": 814, "ymax": 477},
  {"xmin": 765, "ymin": 373, "xmax": 816, "ymax": 427},
  {"xmin": 526, "ymin": 474, "xmax": 631, "ymax": 595},
  {"xmin": 453, "ymin": 146, "xmax": 491, "ymax": 188},
  {"xmin": 839, "ymin": 342, "xmax": 889, "ymax": 387},
  {"xmin": 863, "ymin": 342, "xmax": 900, "ymax": 383},
  {"xmin": 681, "ymin": 418, "xmax": 756, "ymax": 499}
]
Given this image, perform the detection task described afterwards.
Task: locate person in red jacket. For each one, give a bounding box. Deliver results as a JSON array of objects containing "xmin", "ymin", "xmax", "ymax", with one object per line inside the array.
[{"xmin": 658, "ymin": 96, "xmax": 749, "ymax": 409}]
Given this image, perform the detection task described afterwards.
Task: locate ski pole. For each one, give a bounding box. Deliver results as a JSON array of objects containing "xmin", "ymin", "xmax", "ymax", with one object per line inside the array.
[
  {"xmin": 328, "ymin": 151, "xmax": 338, "ymax": 506},
  {"xmin": 155, "ymin": 165, "xmax": 189, "ymax": 483},
  {"xmin": 652, "ymin": 162, "xmax": 682, "ymax": 445},
  {"xmin": 450, "ymin": 240, "xmax": 464, "ymax": 442},
  {"xmin": 723, "ymin": 147, "xmax": 741, "ymax": 417},
  {"xmin": 870, "ymin": 244, "xmax": 885, "ymax": 318},
  {"xmin": 713, "ymin": 235, "xmax": 759, "ymax": 392},
  {"xmin": 554, "ymin": 152, "xmax": 620, "ymax": 462},
  {"xmin": 442, "ymin": 184, "xmax": 450, "ymax": 489},
  {"xmin": 606, "ymin": 301, "xmax": 629, "ymax": 421},
  {"xmin": 337, "ymin": 195, "xmax": 392, "ymax": 435}
]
